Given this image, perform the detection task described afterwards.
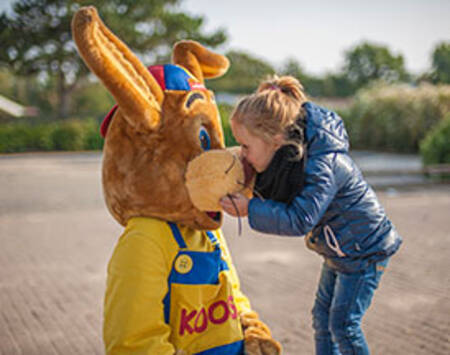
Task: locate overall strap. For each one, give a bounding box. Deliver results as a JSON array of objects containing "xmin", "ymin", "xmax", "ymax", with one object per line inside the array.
[
  {"xmin": 168, "ymin": 222, "xmax": 220, "ymax": 252},
  {"xmin": 163, "ymin": 222, "xmax": 185, "ymax": 324},
  {"xmin": 167, "ymin": 222, "xmax": 187, "ymax": 248},
  {"xmin": 205, "ymin": 230, "xmax": 220, "ymax": 250}
]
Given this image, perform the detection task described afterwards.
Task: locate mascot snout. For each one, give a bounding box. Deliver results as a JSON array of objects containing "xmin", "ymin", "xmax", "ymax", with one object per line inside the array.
[{"xmin": 185, "ymin": 149, "xmax": 248, "ymax": 212}]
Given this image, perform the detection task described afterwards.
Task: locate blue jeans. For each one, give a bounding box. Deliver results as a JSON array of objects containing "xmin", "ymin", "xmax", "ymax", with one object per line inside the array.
[{"xmin": 312, "ymin": 258, "xmax": 389, "ymax": 355}]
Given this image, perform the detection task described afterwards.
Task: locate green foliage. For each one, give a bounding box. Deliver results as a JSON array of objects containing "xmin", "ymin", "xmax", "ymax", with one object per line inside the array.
[
  {"xmin": 341, "ymin": 83, "xmax": 450, "ymax": 153},
  {"xmin": 343, "ymin": 42, "xmax": 409, "ymax": 89},
  {"xmin": 0, "ymin": 123, "xmax": 56, "ymax": 152},
  {"xmin": 0, "ymin": 68, "xmax": 54, "ymax": 117},
  {"xmin": 189, "ymin": 40, "xmax": 417, "ymax": 98},
  {"xmin": 218, "ymin": 103, "xmax": 236, "ymax": 147},
  {"xmin": 320, "ymin": 74, "xmax": 356, "ymax": 97},
  {"xmin": 83, "ymin": 119, "xmax": 105, "ymax": 150},
  {"xmin": 280, "ymin": 58, "xmax": 355, "ymax": 97},
  {"xmin": 0, "ymin": 107, "xmax": 234, "ymax": 152},
  {"xmin": 0, "ymin": 0, "xmax": 226, "ymax": 118},
  {"xmin": 0, "ymin": 125, "xmax": 32, "ymax": 153},
  {"xmin": 51, "ymin": 120, "xmax": 85, "ymax": 150},
  {"xmin": 71, "ymin": 83, "xmax": 115, "ymax": 119},
  {"xmin": 0, "ymin": 68, "xmax": 16, "ymax": 98},
  {"xmin": 30, "ymin": 124, "xmax": 56, "ymax": 150},
  {"xmin": 280, "ymin": 57, "xmax": 318, "ymax": 96},
  {"xmin": 207, "ymin": 50, "xmax": 275, "ymax": 94},
  {"xmin": 0, "ymin": 118, "xmax": 103, "ymax": 153},
  {"xmin": 420, "ymin": 114, "xmax": 450, "ymax": 165},
  {"xmin": 431, "ymin": 41, "xmax": 450, "ymax": 84}
]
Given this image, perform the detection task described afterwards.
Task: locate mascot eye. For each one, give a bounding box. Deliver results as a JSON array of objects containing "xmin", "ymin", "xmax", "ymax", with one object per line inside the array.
[{"xmin": 199, "ymin": 127, "xmax": 211, "ymax": 151}]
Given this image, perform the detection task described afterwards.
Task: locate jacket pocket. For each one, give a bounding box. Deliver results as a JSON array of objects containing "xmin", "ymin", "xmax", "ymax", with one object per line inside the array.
[
  {"xmin": 305, "ymin": 225, "xmax": 346, "ymax": 258},
  {"xmin": 323, "ymin": 225, "xmax": 346, "ymax": 257}
]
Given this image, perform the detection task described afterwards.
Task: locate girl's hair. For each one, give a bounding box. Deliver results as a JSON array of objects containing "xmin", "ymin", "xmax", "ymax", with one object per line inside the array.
[{"xmin": 231, "ymin": 75, "xmax": 308, "ymax": 158}]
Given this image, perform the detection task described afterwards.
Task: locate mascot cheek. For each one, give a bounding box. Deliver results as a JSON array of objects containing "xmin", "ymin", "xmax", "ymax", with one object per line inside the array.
[{"xmin": 185, "ymin": 149, "xmax": 245, "ymax": 212}]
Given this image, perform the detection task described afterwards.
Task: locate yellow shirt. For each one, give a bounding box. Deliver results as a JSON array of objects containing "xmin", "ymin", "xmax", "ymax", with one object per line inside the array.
[{"xmin": 104, "ymin": 217, "xmax": 251, "ymax": 354}]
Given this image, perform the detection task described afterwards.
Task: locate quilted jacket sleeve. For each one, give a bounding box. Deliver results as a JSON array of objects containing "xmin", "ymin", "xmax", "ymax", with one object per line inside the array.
[
  {"xmin": 248, "ymin": 154, "xmax": 338, "ymax": 236},
  {"xmin": 104, "ymin": 231, "xmax": 175, "ymax": 355}
]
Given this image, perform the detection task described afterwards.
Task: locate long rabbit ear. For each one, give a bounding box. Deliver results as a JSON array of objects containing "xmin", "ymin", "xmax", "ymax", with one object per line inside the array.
[
  {"xmin": 72, "ymin": 6, "xmax": 164, "ymax": 130},
  {"xmin": 172, "ymin": 40, "xmax": 230, "ymax": 83}
]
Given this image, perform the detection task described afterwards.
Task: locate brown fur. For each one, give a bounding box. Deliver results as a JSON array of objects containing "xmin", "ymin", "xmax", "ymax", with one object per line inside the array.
[
  {"xmin": 72, "ymin": 6, "xmax": 230, "ymax": 230},
  {"xmin": 72, "ymin": 6, "xmax": 281, "ymax": 354},
  {"xmin": 101, "ymin": 88, "xmax": 227, "ymax": 229},
  {"xmin": 241, "ymin": 312, "xmax": 283, "ymax": 354}
]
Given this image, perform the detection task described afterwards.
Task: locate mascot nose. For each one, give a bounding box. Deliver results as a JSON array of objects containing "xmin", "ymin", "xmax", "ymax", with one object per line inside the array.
[{"xmin": 185, "ymin": 149, "xmax": 245, "ymax": 212}]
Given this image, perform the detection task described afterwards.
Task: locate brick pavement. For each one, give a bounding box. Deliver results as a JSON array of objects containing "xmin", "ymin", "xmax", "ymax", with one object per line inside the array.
[{"xmin": 0, "ymin": 153, "xmax": 449, "ymax": 354}]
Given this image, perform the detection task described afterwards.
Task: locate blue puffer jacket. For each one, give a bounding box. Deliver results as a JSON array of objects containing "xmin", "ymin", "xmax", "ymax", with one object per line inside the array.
[{"xmin": 248, "ymin": 102, "xmax": 402, "ymax": 273}]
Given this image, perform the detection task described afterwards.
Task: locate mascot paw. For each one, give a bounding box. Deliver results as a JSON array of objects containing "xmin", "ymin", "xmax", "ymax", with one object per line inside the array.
[{"xmin": 240, "ymin": 311, "xmax": 282, "ymax": 355}]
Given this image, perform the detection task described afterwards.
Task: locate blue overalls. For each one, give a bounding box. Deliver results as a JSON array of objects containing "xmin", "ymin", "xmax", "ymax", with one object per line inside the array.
[{"xmin": 163, "ymin": 222, "xmax": 244, "ymax": 354}]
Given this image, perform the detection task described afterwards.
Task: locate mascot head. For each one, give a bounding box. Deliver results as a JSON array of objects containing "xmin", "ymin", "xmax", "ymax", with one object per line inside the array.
[{"xmin": 72, "ymin": 6, "xmax": 252, "ymax": 230}]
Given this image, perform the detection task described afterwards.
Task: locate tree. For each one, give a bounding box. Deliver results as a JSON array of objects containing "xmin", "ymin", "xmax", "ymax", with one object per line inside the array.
[
  {"xmin": 207, "ymin": 50, "xmax": 275, "ymax": 94},
  {"xmin": 0, "ymin": 68, "xmax": 16, "ymax": 98},
  {"xmin": 280, "ymin": 58, "xmax": 355, "ymax": 97},
  {"xmin": 280, "ymin": 58, "xmax": 321, "ymax": 96},
  {"xmin": 431, "ymin": 41, "xmax": 450, "ymax": 84},
  {"xmin": 0, "ymin": 67, "xmax": 53, "ymax": 117},
  {"xmin": 0, "ymin": 0, "xmax": 226, "ymax": 118},
  {"xmin": 343, "ymin": 42, "xmax": 409, "ymax": 90},
  {"xmin": 280, "ymin": 58, "xmax": 307, "ymax": 81}
]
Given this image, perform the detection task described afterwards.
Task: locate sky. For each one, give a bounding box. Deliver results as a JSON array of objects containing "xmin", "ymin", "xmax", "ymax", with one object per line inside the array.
[
  {"xmin": 181, "ymin": 0, "xmax": 450, "ymax": 75},
  {"xmin": 1, "ymin": 0, "xmax": 449, "ymax": 75}
]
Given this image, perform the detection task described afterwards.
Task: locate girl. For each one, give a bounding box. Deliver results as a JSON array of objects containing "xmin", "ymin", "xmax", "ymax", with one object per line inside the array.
[{"xmin": 220, "ymin": 75, "xmax": 402, "ymax": 355}]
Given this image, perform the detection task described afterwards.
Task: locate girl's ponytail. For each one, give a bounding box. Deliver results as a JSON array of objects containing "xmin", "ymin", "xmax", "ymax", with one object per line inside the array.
[{"xmin": 258, "ymin": 75, "xmax": 306, "ymax": 103}]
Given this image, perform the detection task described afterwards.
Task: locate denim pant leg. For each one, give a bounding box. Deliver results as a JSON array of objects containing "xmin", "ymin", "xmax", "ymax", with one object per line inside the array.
[
  {"xmin": 312, "ymin": 263, "xmax": 341, "ymax": 355},
  {"xmin": 329, "ymin": 258, "xmax": 389, "ymax": 355}
]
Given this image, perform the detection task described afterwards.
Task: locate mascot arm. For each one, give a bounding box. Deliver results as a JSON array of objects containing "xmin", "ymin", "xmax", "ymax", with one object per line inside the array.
[{"xmin": 104, "ymin": 232, "xmax": 175, "ymax": 354}]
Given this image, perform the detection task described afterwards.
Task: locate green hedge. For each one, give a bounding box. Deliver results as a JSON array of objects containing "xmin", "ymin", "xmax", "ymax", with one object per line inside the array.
[
  {"xmin": 220, "ymin": 84, "xmax": 450, "ymax": 154},
  {"xmin": 420, "ymin": 114, "xmax": 450, "ymax": 165},
  {"xmin": 0, "ymin": 109, "xmax": 232, "ymax": 153},
  {"xmin": 0, "ymin": 119, "xmax": 103, "ymax": 153},
  {"xmin": 2, "ymin": 84, "xmax": 449, "ymax": 155},
  {"xmin": 341, "ymin": 83, "xmax": 450, "ymax": 153},
  {"xmin": 219, "ymin": 103, "xmax": 237, "ymax": 147}
]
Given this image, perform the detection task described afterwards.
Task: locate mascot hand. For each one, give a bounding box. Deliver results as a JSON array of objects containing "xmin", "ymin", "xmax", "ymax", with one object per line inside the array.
[{"xmin": 240, "ymin": 311, "xmax": 282, "ymax": 355}]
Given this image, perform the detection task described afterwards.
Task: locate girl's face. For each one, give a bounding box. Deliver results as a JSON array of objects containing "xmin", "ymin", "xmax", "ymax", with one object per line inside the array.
[{"xmin": 231, "ymin": 120, "xmax": 283, "ymax": 173}]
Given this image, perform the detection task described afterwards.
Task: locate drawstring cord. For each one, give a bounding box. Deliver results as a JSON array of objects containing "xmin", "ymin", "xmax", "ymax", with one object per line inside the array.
[
  {"xmin": 226, "ymin": 193, "xmax": 242, "ymax": 236},
  {"xmin": 323, "ymin": 225, "xmax": 346, "ymax": 257},
  {"xmin": 226, "ymin": 180, "xmax": 265, "ymax": 237}
]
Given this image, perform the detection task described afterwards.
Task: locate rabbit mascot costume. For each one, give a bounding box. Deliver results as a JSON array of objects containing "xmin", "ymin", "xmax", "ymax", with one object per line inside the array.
[{"xmin": 72, "ymin": 6, "xmax": 281, "ymax": 355}]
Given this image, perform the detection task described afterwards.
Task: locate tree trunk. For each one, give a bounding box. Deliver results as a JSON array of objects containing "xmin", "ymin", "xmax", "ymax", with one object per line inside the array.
[
  {"xmin": 58, "ymin": 89, "xmax": 71, "ymax": 119},
  {"xmin": 57, "ymin": 69, "xmax": 71, "ymax": 119}
]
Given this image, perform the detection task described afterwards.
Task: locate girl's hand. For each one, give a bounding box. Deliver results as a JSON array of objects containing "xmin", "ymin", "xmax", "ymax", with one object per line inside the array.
[{"xmin": 220, "ymin": 193, "xmax": 249, "ymax": 217}]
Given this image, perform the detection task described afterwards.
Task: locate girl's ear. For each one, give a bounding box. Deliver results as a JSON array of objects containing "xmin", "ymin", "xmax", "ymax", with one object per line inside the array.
[{"xmin": 272, "ymin": 134, "xmax": 285, "ymax": 150}]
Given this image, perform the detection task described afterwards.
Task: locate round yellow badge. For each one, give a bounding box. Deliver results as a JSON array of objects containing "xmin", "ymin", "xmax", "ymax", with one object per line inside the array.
[{"xmin": 175, "ymin": 254, "xmax": 193, "ymax": 274}]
